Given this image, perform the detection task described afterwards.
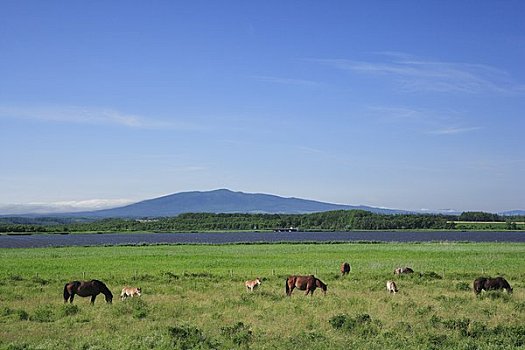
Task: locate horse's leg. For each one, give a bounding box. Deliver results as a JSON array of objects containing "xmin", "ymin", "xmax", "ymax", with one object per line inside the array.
[
  {"xmin": 69, "ymin": 293, "xmax": 75, "ymax": 303},
  {"xmin": 288, "ymin": 284, "xmax": 295, "ymax": 296},
  {"xmin": 90, "ymin": 295, "xmax": 96, "ymax": 304}
]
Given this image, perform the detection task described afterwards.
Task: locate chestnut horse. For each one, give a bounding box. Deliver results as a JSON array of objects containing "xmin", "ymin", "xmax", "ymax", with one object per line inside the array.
[
  {"xmin": 64, "ymin": 279, "xmax": 113, "ymax": 304},
  {"xmin": 473, "ymin": 277, "xmax": 512, "ymax": 295},
  {"xmin": 286, "ymin": 275, "xmax": 327, "ymax": 296}
]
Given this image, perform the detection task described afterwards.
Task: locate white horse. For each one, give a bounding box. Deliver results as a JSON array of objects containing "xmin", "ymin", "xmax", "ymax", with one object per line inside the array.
[
  {"xmin": 386, "ymin": 280, "xmax": 398, "ymax": 294},
  {"xmin": 121, "ymin": 287, "xmax": 142, "ymax": 300},
  {"xmin": 245, "ymin": 278, "xmax": 261, "ymax": 292}
]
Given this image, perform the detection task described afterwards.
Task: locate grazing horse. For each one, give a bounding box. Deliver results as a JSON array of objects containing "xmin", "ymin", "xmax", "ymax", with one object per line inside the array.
[
  {"xmin": 286, "ymin": 275, "xmax": 327, "ymax": 296},
  {"xmin": 340, "ymin": 262, "xmax": 351, "ymax": 276},
  {"xmin": 386, "ymin": 280, "xmax": 398, "ymax": 294},
  {"xmin": 473, "ymin": 277, "xmax": 513, "ymax": 295},
  {"xmin": 63, "ymin": 280, "xmax": 113, "ymax": 304},
  {"xmin": 394, "ymin": 267, "xmax": 414, "ymax": 275},
  {"xmin": 121, "ymin": 287, "xmax": 142, "ymax": 300},
  {"xmin": 245, "ymin": 278, "xmax": 261, "ymax": 292}
]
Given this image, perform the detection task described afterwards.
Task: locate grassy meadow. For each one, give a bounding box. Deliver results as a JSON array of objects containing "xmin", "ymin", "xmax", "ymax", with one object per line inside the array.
[{"xmin": 1, "ymin": 242, "xmax": 524, "ymax": 349}]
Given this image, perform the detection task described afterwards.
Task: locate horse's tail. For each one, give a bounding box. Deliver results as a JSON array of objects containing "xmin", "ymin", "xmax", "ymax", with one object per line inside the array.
[
  {"xmin": 63, "ymin": 283, "xmax": 70, "ymax": 301},
  {"xmin": 285, "ymin": 277, "xmax": 290, "ymax": 295}
]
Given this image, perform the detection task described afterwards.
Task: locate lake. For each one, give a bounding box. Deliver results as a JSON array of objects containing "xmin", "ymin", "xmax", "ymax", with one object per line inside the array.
[{"xmin": 1, "ymin": 230, "xmax": 524, "ymax": 248}]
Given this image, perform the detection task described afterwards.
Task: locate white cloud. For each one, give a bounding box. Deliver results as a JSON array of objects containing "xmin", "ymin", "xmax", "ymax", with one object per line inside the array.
[
  {"xmin": 251, "ymin": 75, "xmax": 320, "ymax": 87},
  {"xmin": 429, "ymin": 126, "xmax": 482, "ymax": 135},
  {"xmin": 0, "ymin": 105, "xmax": 203, "ymax": 130},
  {"xmin": 311, "ymin": 54, "xmax": 524, "ymax": 94},
  {"xmin": 0, "ymin": 199, "xmax": 135, "ymax": 215},
  {"xmin": 368, "ymin": 105, "xmax": 482, "ymax": 135}
]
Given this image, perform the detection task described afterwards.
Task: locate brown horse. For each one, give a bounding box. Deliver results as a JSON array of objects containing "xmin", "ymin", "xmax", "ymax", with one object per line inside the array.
[
  {"xmin": 340, "ymin": 262, "xmax": 351, "ymax": 276},
  {"xmin": 473, "ymin": 277, "xmax": 512, "ymax": 295},
  {"xmin": 64, "ymin": 280, "xmax": 113, "ymax": 304},
  {"xmin": 286, "ymin": 275, "xmax": 327, "ymax": 296}
]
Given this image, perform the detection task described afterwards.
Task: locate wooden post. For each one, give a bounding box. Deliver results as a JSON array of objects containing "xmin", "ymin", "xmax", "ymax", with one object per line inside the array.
[{"xmin": 82, "ymin": 271, "xmax": 85, "ymax": 279}]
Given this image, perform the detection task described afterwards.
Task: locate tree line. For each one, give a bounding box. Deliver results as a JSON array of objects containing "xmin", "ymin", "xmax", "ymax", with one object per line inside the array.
[{"xmin": 1, "ymin": 210, "xmax": 523, "ymax": 233}]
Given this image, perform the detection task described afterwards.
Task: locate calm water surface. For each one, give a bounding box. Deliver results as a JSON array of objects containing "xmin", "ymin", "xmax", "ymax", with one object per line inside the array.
[{"xmin": 1, "ymin": 231, "xmax": 524, "ymax": 248}]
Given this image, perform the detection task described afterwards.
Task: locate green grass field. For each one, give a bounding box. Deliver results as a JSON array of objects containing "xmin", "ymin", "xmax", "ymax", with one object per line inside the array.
[{"xmin": 1, "ymin": 243, "xmax": 524, "ymax": 349}]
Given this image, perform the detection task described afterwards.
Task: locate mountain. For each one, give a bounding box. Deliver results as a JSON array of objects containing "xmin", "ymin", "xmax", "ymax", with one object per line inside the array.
[
  {"xmin": 64, "ymin": 189, "xmax": 408, "ymax": 218},
  {"xmin": 500, "ymin": 210, "xmax": 525, "ymax": 216}
]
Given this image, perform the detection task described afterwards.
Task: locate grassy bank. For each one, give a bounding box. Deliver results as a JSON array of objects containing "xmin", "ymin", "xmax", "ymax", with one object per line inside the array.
[{"xmin": 1, "ymin": 243, "xmax": 524, "ymax": 349}]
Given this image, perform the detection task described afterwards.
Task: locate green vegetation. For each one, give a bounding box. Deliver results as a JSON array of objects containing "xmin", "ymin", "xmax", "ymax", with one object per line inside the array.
[
  {"xmin": 2, "ymin": 210, "xmax": 523, "ymax": 233},
  {"xmin": 1, "ymin": 243, "xmax": 524, "ymax": 349}
]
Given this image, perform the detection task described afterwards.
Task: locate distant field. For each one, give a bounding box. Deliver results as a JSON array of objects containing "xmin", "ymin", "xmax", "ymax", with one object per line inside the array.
[
  {"xmin": 1, "ymin": 243, "xmax": 524, "ymax": 349},
  {"xmin": 451, "ymin": 220, "xmax": 525, "ymax": 230}
]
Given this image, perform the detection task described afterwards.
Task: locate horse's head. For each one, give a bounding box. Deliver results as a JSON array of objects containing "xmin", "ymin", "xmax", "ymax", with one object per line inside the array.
[
  {"xmin": 136, "ymin": 288, "xmax": 142, "ymax": 296},
  {"xmin": 256, "ymin": 278, "xmax": 261, "ymax": 285},
  {"xmin": 104, "ymin": 289, "xmax": 114, "ymax": 303},
  {"xmin": 317, "ymin": 279, "xmax": 327, "ymax": 294}
]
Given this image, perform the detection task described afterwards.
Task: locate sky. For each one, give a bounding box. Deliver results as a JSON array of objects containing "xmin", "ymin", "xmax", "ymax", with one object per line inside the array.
[{"xmin": 1, "ymin": 1, "xmax": 524, "ymax": 214}]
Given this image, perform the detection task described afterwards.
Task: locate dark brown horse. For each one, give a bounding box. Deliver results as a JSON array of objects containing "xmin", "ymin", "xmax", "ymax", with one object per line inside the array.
[
  {"xmin": 286, "ymin": 275, "xmax": 327, "ymax": 296},
  {"xmin": 64, "ymin": 280, "xmax": 113, "ymax": 304},
  {"xmin": 473, "ymin": 277, "xmax": 512, "ymax": 295},
  {"xmin": 341, "ymin": 262, "xmax": 351, "ymax": 276}
]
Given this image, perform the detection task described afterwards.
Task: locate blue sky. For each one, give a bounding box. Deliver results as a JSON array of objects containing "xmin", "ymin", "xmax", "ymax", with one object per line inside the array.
[{"xmin": 1, "ymin": 1, "xmax": 524, "ymax": 213}]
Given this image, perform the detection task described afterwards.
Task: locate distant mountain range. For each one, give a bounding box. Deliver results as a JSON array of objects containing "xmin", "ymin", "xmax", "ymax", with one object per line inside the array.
[
  {"xmin": 65, "ymin": 189, "xmax": 409, "ymax": 218},
  {"xmin": 1, "ymin": 189, "xmax": 523, "ymax": 218}
]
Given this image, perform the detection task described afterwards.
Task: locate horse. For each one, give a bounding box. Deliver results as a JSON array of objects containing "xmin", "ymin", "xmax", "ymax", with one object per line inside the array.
[
  {"xmin": 245, "ymin": 278, "xmax": 261, "ymax": 292},
  {"xmin": 286, "ymin": 275, "xmax": 327, "ymax": 296},
  {"xmin": 63, "ymin": 279, "xmax": 113, "ymax": 304},
  {"xmin": 394, "ymin": 267, "xmax": 414, "ymax": 275},
  {"xmin": 340, "ymin": 262, "xmax": 351, "ymax": 276},
  {"xmin": 473, "ymin": 277, "xmax": 512, "ymax": 295},
  {"xmin": 121, "ymin": 287, "xmax": 142, "ymax": 300},
  {"xmin": 386, "ymin": 280, "xmax": 398, "ymax": 294}
]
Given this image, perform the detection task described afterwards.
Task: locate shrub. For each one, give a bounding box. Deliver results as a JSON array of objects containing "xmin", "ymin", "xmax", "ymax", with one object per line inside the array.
[
  {"xmin": 31, "ymin": 276, "xmax": 49, "ymax": 285},
  {"xmin": 31, "ymin": 305, "xmax": 55, "ymax": 322},
  {"xmin": 16, "ymin": 309, "xmax": 29, "ymax": 321},
  {"xmin": 169, "ymin": 324, "xmax": 219, "ymax": 350},
  {"xmin": 220, "ymin": 321, "xmax": 253, "ymax": 347},
  {"xmin": 455, "ymin": 282, "xmax": 471, "ymax": 291},
  {"xmin": 60, "ymin": 304, "xmax": 80, "ymax": 317},
  {"xmin": 114, "ymin": 297, "xmax": 149, "ymax": 319},
  {"xmin": 329, "ymin": 313, "xmax": 382, "ymax": 337}
]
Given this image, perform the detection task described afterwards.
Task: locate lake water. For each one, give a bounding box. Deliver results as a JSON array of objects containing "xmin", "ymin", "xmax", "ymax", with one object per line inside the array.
[{"xmin": 1, "ymin": 231, "xmax": 524, "ymax": 248}]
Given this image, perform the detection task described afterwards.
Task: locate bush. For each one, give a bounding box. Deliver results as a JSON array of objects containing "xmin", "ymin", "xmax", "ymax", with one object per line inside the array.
[
  {"xmin": 60, "ymin": 304, "xmax": 80, "ymax": 317},
  {"xmin": 16, "ymin": 309, "xmax": 29, "ymax": 321},
  {"xmin": 169, "ymin": 324, "xmax": 219, "ymax": 350},
  {"xmin": 329, "ymin": 313, "xmax": 382, "ymax": 337},
  {"xmin": 220, "ymin": 321, "xmax": 253, "ymax": 347},
  {"xmin": 455, "ymin": 282, "xmax": 471, "ymax": 291},
  {"xmin": 31, "ymin": 305, "xmax": 55, "ymax": 322}
]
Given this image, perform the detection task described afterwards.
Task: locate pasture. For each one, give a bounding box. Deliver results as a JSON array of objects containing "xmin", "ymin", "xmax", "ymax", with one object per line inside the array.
[{"xmin": 0, "ymin": 242, "xmax": 524, "ymax": 349}]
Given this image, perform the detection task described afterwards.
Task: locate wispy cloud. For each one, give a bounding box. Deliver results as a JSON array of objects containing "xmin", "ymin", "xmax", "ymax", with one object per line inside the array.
[
  {"xmin": 368, "ymin": 105, "xmax": 482, "ymax": 135},
  {"xmin": 0, "ymin": 105, "xmax": 203, "ymax": 130},
  {"xmin": 429, "ymin": 126, "xmax": 482, "ymax": 135},
  {"xmin": 251, "ymin": 75, "xmax": 320, "ymax": 87},
  {"xmin": 311, "ymin": 53, "xmax": 524, "ymax": 94}
]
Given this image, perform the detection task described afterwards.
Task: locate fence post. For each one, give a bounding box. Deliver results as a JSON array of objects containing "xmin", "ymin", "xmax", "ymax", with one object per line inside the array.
[{"xmin": 82, "ymin": 271, "xmax": 85, "ymax": 279}]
